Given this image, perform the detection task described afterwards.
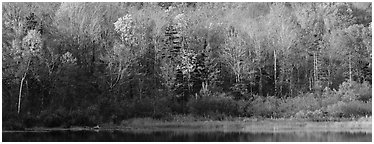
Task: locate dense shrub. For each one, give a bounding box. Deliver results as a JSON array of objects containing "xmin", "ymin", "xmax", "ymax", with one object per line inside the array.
[
  {"xmin": 62, "ymin": 108, "xmax": 97, "ymax": 127},
  {"xmin": 326, "ymin": 101, "xmax": 345, "ymax": 117},
  {"xmin": 321, "ymin": 88, "xmax": 341, "ymax": 108},
  {"xmin": 132, "ymin": 98, "xmax": 154, "ymax": 117},
  {"xmin": 3, "ymin": 118, "xmax": 24, "ymax": 130},
  {"xmin": 246, "ymin": 95, "xmax": 280, "ymax": 118},
  {"xmin": 276, "ymin": 93, "xmax": 321, "ymax": 118},
  {"xmin": 341, "ymin": 100, "xmax": 371, "ymax": 117},
  {"xmin": 187, "ymin": 93, "xmax": 239, "ymax": 117},
  {"xmin": 86, "ymin": 105, "xmax": 100, "ymax": 125},
  {"xmin": 292, "ymin": 93, "xmax": 320, "ymax": 112},
  {"xmin": 39, "ymin": 110, "xmax": 64, "ymax": 127},
  {"xmin": 295, "ymin": 110, "xmax": 307, "ymax": 119},
  {"xmin": 22, "ymin": 113, "xmax": 39, "ymax": 128},
  {"xmin": 337, "ymin": 81, "xmax": 372, "ymax": 102},
  {"xmin": 263, "ymin": 96, "xmax": 281, "ymax": 117},
  {"xmin": 4, "ymin": 80, "xmax": 371, "ymax": 130},
  {"xmin": 2, "ymin": 113, "xmax": 24, "ymax": 130},
  {"xmin": 355, "ymin": 82, "xmax": 372, "ymax": 102},
  {"xmin": 245, "ymin": 95, "xmax": 264, "ymax": 117},
  {"xmin": 98, "ymin": 98, "xmax": 118, "ymax": 122},
  {"xmin": 152, "ymin": 97, "xmax": 173, "ymax": 119},
  {"xmin": 236, "ymin": 99, "xmax": 250, "ymax": 116},
  {"xmin": 278, "ymin": 97, "xmax": 294, "ymax": 117},
  {"xmin": 325, "ymin": 100, "xmax": 371, "ymax": 118},
  {"xmin": 68, "ymin": 110, "xmax": 87, "ymax": 126}
]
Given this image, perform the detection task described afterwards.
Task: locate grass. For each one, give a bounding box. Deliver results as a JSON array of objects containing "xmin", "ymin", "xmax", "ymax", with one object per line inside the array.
[
  {"xmin": 20, "ymin": 115, "xmax": 371, "ymax": 133},
  {"xmin": 98, "ymin": 115, "xmax": 372, "ymax": 133}
]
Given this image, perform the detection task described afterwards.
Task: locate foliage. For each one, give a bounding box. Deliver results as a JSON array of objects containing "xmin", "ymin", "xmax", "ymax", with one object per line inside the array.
[
  {"xmin": 2, "ymin": 2, "xmax": 371, "ymax": 129},
  {"xmin": 337, "ymin": 80, "xmax": 372, "ymax": 102},
  {"xmin": 295, "ymin": 109, "xmax": 324, "ymax": 120},
  {"xmin": 341, "ymin": 100, "xmax": 372, "ymax": 117},
  {"xmin": 187, "ymin": 93, "xmax": 239, "ymax": 117},
  {"xmin": 113, "ymin": 14, "xmax": 135, "ymax": 43}
]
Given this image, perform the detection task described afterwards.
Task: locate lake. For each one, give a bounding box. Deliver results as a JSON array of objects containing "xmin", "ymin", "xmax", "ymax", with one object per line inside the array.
[{"xmin": 2, "ymin": 130, "xmax": 371, "ymax": 142}]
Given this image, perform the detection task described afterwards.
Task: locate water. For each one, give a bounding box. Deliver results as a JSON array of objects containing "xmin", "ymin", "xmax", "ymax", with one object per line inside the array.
[{"xmin": 2, "ymin": 130, "xmax": 371, "ymax": 142}]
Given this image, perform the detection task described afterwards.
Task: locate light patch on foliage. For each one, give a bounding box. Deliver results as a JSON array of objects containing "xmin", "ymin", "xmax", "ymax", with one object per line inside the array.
[
  {"xmin": 114, "ymin": 14, "xmax": 135, "ymax": 44},
  {"xmin": 61, "ymin": 52, "xmax": 77, "ymax": 64},
  {"xmin": 22, "ymin": 30, "xmax": 42, "ymax": 56}
]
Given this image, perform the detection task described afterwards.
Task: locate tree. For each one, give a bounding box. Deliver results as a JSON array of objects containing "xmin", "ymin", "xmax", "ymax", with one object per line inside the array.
[
  {"xmin": 331, "ymin": 24, "xmax": 372, "ymax": 84},
  {"xmin": 16, "ymin": 30, "xmax": 42, "ymax": 114},
  {"xmin": 2, "ymin": 2, "xmax": 55, "ymax": 114},
  {"xmin": 103, "ymin": 14, "xmax": 137, "ymax": 91},
  {"xmin": 264, "ymin": 3, "xmax": 299, "ymax": 96}
]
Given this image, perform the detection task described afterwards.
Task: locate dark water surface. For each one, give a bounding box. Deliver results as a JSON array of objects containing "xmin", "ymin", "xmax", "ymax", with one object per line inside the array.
[{"xmin": 2, "ymin": 130, "xmax": 371, "ymax": 142}]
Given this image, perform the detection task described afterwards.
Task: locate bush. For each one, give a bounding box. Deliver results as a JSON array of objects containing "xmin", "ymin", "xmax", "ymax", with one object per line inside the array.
[
  {"xmin": 295, "ymin": 109, "xmax": 323, "ymax": 120},
  {"xmin": 168, "ymin": 99, "xmax": 184, "ymax": 114},
  {"xmin": 66, "ymin": 108, "xmax": 97, "ymax": 127},
  {"xmin": 67, "ymin": 110, "xmax": 85, "ymax": 126},
  {"xmin": 152, "ymin": 97, "xmax": 172, "ymax": 119},
  {"xmin": 40, "ymin": 112, "xmax": 63, "ymax": 127},
  {"xmin": 166, "ymin": 114, "xmax": 198, "ymax": 122},
  {"xmin": 341, "ymin": 100, "xmax": 371, "ymax": 117},
  {"xmin": 337, "ymin": 81, "xmax": 372, "ymax": 102},
  {"xmin": 236, "ymin": 99, "xmax": 250, "ymax": 116},
  {"xmin": 354, "ymin": 81, "xmax": 371, "ymax": 102},
  {"xmin": 245, "ymin": 95, "xmax": 264, "ymax": 117},
  {"xmin": 3, "ymin": 113, "xmax": 24, "ymax": 130},
  {"xmin": 245, "ymin": 96, "xmax": 281, "ymax": 118},
  {"xmin": 37, "ymin": 108, "xmax": 70, "ymax": 128},
  {"xmin": 263, "ymin": 96, "xmax": 281, "ymax": 117},
  {"xmin": 132, "ymin": 98, "xmax": 154, "ymax": 117},
  {"xmin": 277, "ymin": 93, "xmax": 320, "ymax": 118},
  {"xmin": 98, "ymin": 98, "xmax": 118, "ymax": 122},
  {"xmin": 22, "ymin": 113, "xmax": 39, "ymax": 128},
  {"xmin": 325, "ymin": 100, "xmax": 371, "ymax": 118},
  {"xmin": 321, "ymin": 88, "xmax": 341, "ymax": 107},
  {"xmin": 326, "ymin": 101, "xmax": 345, "ymax": 117},
  {"xmin": 86, "ymin": 105, "xmax": 100, "ymax": 125},
  {"xmin": 187, "ymin": 93, "xmax": 239, "ymax": 117},
  {"xmin": 292, "ymin": 93, "xmax": 320, "ymax": 112},
  {"xmin": 295, "ymin": 110, "xmax": 307, "ymax": 119},
  {"xmin": 230, "ymin": 83, "xmax": 248, "ymax": 100},
  {"xmin": 308, "ymin": 109, "xmax": 323, "ymax": 119},
  {"xmin": 3, "ymin": 119, "xmax": 24, "ymax": 130},
  {"xmin": 278, "ymin": 97, "xmax": 295, "ymax": 118}
]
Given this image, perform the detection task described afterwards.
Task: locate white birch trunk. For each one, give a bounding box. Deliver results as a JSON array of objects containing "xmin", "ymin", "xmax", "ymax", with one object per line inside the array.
[
  {"xmin": 274, "ymin": 50, "xmax": 277, "ymax": 95},
  {"xmin": 18, "ymin": 59, "xmax": 31, "ymax": 114}
]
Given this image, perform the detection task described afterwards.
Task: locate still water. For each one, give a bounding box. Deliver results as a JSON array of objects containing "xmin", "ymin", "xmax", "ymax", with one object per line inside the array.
[{"xmin": 2, "ymin": 130, "xmax": 371, "ymax": 142}]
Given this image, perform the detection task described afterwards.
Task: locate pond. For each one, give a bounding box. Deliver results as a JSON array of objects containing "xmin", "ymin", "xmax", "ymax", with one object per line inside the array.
[{"xmin": 2, "ymin": 130, "xmax": 371, "ymax": 142}]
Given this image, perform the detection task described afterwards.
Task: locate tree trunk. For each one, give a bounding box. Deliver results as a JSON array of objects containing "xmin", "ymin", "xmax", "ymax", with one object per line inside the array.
[
  {"xmin": 315, "ymin": 53, "xmax": 318, "ymax": 83},
  {"xmin": 349, "ymin": 54, "xmax": 352, "ymax": 83},
  {"xmin": 139, "ymin": 77, "xmax": 142, "ymax": 100},
  {"xmin": 313, "ymin": 52, "xmax": 316, "ymax": 88},
  {"xmin": 309, "ymin": 74, "xmax": 312, "ymax": 91},
  {"xmin": 274, "ymin": 50, "xmax": 277, "ymax": 96},
  {"xmin": 280, "ymin": 66, "xmax": 283, "ymax": 96},
  {"xmin": 289, "ymin": 67, "xmax": 293, "ymax": 97},
  {"xmin": 259, "ymin": 68, "xmax": 263, "ymax": 96},
  {"xmin": 297, "ymin": 66, "xmax": 300, "ymax": 93},
  {"xmin": 17, "ymin": 74, "xmax": 26, "ymax": 114},
  {"xmin": 18, "ymin": 59, "xmax": 31, "ymax": 114},
  {"xmin": 328, "ymin": 55, "xmax": 332, "ymax": 88}
]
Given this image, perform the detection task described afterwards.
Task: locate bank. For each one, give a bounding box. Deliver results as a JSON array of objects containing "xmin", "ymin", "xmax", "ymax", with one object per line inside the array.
[{"xmin": 17, "ymin": 116, "xmax": 371, "ymax": 133}]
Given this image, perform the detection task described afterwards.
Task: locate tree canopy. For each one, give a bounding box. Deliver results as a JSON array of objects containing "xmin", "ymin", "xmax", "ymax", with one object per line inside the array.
[{"xmin": 2, "ymin": 2, "xmax": 371, "ymax": 129}]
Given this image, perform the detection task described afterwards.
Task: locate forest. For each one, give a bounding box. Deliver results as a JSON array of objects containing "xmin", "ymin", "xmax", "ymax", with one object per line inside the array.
[{"xmin": 2, "ymin": 2, "xmax": 372, "ymax": 130}]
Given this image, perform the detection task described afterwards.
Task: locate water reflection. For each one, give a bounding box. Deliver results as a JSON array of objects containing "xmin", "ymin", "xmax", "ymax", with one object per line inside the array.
[{"xmin": 2, "ymin": 130, "xmax": 371, "ymax": 142}]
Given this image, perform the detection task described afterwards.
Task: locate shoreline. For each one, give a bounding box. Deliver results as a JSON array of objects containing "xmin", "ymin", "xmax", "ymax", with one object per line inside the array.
[{"xmin": 6, "ymin": 118, "xmax": 371, "ymax": 133}]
